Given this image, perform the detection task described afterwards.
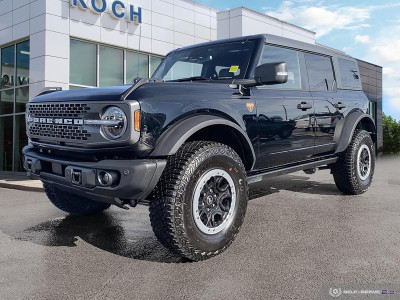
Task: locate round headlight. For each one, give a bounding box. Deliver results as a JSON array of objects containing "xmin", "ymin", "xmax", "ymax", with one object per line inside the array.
[{"xmin": 101, "ymin": 106, "xmax": 127, "ymax": 140}]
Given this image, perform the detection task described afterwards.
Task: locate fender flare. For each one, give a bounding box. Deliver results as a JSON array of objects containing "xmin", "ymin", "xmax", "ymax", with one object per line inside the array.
[
  {"xmin": 334, "ymin": 110, "xmax": 376, "ymax": 153},
  {"xmin": 149, "ymin": 115, "xmax": 256, "ymax": 169}
]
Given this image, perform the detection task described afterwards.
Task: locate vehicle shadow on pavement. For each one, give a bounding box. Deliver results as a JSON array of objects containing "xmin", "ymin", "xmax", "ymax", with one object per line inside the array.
[
  {"xmin": 14, "ymin": 212, "xmax": 188, "ymax": 264},
  {"xmin": 11, "ymin": 173, "xmax": 341, "ymax": 263},
  {"xmin": 249, "ymin": 173, "xmax": 342, "ymax": 200}
]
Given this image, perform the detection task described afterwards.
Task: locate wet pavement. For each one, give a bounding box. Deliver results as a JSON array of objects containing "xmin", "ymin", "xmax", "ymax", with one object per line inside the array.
[{"xmin": 1, "ymin": 157, "xmax": 400, "ymax": 300}]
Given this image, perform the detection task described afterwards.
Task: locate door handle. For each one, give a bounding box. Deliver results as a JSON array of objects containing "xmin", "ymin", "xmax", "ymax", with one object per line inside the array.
[
  {"xmin": 334, "ymin": 102, "xmax": 346, "ymax": 109},
  {"xmin": 297, "ymin": 102, "xmax": 313, "ymax": 111}
]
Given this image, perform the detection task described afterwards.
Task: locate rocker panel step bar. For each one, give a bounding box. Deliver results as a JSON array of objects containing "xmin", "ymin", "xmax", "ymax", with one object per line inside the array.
[{"xmin": 247, "ymin": 157, "xmax": 338, "ymax": 185}]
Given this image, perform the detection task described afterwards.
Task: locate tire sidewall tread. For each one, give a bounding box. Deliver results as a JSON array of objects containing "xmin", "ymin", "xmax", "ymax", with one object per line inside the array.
[
  {"xmin": 332, "ymin": 129, "xmax": 375, "ymax": 195},
  {"xmin": 149, "ymin": 141, "xmax": 248, "ymax": 261}
]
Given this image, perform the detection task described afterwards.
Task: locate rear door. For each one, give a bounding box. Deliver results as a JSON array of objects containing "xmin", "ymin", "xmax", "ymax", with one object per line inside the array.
[
  {"xmin": 304, "ymin": 53, "xmax": 338, "ymax": 154},
  {"xmin": 254, "ymin": 44, "xmax": 314, "ymax": 169},
  {"xmin": 306, "ymin": 54, "xmax": 363, "ymax": 156}
]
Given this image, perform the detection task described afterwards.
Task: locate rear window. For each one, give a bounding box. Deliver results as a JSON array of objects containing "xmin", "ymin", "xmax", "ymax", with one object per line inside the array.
[
  {"xmin": 338, "ymin": 58, "xmax": 362, "ymax": 89},
  {"xmin": 304, "ymin": 53, "xmax": 335, "ymax": 91}
]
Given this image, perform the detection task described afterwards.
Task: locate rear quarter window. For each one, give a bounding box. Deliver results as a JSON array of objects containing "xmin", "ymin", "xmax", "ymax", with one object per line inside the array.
[{"xmin": 338, "ymin": 58, "xmax": 362, "ymax": 89}]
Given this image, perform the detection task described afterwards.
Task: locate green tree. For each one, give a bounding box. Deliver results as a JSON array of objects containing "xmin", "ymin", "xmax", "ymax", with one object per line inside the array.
[{"xmin": 383, "ymin": 113, "xmax": 400, "ymax": 154}]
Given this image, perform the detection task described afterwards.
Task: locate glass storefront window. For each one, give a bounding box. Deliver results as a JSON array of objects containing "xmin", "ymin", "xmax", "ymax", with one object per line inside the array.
[
  {"xmin": 0, "ymin": 116, "xmax": 14, "ymax": 171},
  {"xmin": 14, "ymin": 114, "xmax": 27, "ymax": 171},
  {"xmin": 15, "ymin": 86, "xmax": 29, "ymax": 113},
  {"xmin": 69, "ymin": 85, "xmax": 86, "ymax": 90},
  {"xmin": 150, "ymin": 56, "xmax": 163, "ymax": 76},
  {"xmin": 1, "ymin": 45, "xmax": 15, "ymax": 89},
  {"xmin": 99, "ymin": 45, "xmax": 123, "ymax": 87},
  {"xmin": 69, "ymin": 39, "xmax": 164, "ymax": 87},
  {"xmin": 16, "ymin": 41, "xmax": 30, "ymax": 86},
  {"xmin": 0, "ymin": 40, "xmax": 30, "ymax": 172},
  {"xmin": 0, "ymin": 89, "xmax": 14, "ymax": 116},
  {"xmin": 126, "ymin": 51, "xmax": 149, "ymax": 83},
  {"xmin": 70, "ymin": 39, "xmax": 97, "ymax": 87}
]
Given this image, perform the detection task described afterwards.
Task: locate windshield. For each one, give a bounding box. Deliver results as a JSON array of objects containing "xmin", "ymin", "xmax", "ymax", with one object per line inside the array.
[{"xmin": 152, "ymin": 40, "xmax": 256, "ymax": 82}]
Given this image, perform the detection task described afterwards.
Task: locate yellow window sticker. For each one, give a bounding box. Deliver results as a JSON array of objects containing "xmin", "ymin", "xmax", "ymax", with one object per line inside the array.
[{"xmin": 229, "ymin": 65, "xmax": 239, "ymax": 73}]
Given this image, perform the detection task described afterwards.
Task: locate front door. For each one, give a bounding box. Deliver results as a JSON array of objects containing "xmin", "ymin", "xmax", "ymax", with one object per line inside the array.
[
  {"xmin": 254, "ymin": 45, "xmax": 314, "ymax": 169},
  {"xmin": 254, "ymin": 89, "xmax": 314, "ymax": 169}
]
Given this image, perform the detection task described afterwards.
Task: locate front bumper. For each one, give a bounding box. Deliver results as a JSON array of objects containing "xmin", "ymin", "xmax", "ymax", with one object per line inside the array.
[{"xmin": 23, "ymin": 145, "xmax": 166, "ymax": 206}]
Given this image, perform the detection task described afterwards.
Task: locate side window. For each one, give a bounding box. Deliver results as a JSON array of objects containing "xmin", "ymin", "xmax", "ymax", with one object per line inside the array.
[
  {"xmin": 259, "ymin": 45, "xmax": 301, "ymax": 89},
  {"xmin": 338, "ymin": 58, "xmax": 361, "ymax": 89},
  {"xmin": 304, "ymin": 53, "xmax": 335, "ymax": 91}
]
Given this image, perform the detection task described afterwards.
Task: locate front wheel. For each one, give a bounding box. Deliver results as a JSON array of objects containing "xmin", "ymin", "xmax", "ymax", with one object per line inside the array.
[
  {"xmin": 331, "ymin": 129, "xmax": 375, "ymax": 195},
  {"xmin": 149, "ymin": 141, "xmax": 248, "ymax": 261}
]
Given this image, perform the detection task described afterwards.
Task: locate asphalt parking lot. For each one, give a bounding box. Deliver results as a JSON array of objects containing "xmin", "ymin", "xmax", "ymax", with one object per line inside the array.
[{"xmin": 1, "ymin": 157, "xmax": 399, "ymax": 300}]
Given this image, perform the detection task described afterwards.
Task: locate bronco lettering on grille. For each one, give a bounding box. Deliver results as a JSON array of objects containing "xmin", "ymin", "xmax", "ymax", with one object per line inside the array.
[{"xmin": 32, "ymin": 118, "xmax": 84, "ymax": 125}]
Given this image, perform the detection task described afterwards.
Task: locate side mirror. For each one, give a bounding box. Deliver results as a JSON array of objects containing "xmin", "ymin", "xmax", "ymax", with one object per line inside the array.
[{"xmin": 254, "ymin": 62, "xmax": 288, "ymax": 85}]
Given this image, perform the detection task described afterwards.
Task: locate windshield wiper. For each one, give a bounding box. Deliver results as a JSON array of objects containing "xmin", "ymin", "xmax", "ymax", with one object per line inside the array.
[{"xmin": 175, "ymin": 76, "xmax": 209, "ymax": 82}]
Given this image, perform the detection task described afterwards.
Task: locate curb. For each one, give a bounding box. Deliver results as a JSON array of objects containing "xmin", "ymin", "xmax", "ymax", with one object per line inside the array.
[{"xmin": 0, "ymin": 182, "xmax": 43, "ymax": 193}]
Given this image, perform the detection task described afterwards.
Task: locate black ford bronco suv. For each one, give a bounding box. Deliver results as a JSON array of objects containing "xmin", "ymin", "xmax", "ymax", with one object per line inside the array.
[{"xmin": 23, "ymin": 34, "xmax": 376, "ymax": 261}]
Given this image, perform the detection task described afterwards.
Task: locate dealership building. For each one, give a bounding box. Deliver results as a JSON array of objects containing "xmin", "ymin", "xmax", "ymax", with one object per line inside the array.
[{"xmin": 0, "ymin": 0, "xmax": 382, "ymax": 172}]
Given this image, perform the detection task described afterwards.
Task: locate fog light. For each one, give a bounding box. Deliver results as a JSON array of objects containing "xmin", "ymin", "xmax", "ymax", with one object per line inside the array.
[{"xmin": 98, "ymin": 170, "xmax": 118, "ymax": 187}]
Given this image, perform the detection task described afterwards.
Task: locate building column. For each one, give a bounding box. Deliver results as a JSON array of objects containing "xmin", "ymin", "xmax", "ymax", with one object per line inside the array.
[{"xmin": 29, "ymin": 0, "xmax": 70, "ymax": 99}]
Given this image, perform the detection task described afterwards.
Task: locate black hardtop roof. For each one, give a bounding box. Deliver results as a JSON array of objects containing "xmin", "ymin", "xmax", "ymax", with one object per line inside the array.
[{"xmin": 173, "ymin": 34, "xmax": 355, "ymax": 60}]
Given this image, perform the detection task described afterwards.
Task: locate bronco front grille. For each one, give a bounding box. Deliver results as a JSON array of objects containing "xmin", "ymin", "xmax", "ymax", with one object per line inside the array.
[
  {"xmin": 29, "ymin": 123, "xmax": 91, "ymax": 140},
  {"xmin": 27, "ymin": 103, "xmax": 90, "ymax": 118},
  {"xmin": 27, "ymin": 103, "xmax": 91, "ymax": 141}
]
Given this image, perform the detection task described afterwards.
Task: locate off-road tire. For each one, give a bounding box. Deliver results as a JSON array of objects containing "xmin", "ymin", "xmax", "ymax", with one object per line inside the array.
[
  {"xmin": 331, "ymin": 129, "xmax": 375, "ymax": 195},
  {"xmin": 149, "ymin": 141, "xmax": 248, "ymax": 261},
  {"xmin": 43, "ymin": 183, "xmax": 111, "ymax": 215}
]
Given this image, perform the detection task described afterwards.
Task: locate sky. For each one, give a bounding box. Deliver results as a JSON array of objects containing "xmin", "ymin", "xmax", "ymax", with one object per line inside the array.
[{"xmin": 195, "ymin": 0, "xmax": 400, "ymax": 121}]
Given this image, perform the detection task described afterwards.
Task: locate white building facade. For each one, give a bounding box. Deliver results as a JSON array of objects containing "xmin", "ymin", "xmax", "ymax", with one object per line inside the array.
[{"xmin": 0, "ymin": 0, "xmax": 315, "ymax": 171}]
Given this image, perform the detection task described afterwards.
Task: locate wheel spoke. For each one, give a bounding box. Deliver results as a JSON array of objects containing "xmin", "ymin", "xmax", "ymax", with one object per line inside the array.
[
  {"xmin": 205, "ymin": 214, "xmax": 213, "ymax": 227},
  {"xmin": 210, "ymin": 214, "xmax": 216, "ymax": 227},
  {"xmin": 217, "ymin": 190, "xmax": 231, "ymax": 209},
  {"xmin": 206, "ymin": 177, "xmax": 215, "ymax": 191},
  {"xmin": 215, "ymin": 176, "xmax": 228, "ymax": 192}
]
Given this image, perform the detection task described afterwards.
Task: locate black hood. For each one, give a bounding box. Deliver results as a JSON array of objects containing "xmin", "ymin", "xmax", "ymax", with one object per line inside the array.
[
  {"xmin": 29, "ymin": 82, "xmax": 233, "ymax": 103},
  {"xmin": 127, "ymin": 81, "xmax": 233, "ymax": 102},
  {"xmin": 30, "ymin": 85, "xmax": 131, "ymax": 103}
]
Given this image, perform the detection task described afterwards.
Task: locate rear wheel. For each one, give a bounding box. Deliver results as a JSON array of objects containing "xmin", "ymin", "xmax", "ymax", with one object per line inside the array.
[
  {"xmin": 331, "ymin": 129, "xmax": 375, "ymax": 195},
  {"xmin": 43, "ymin": 183, "xmax": 111, "ymax": 215},
  {"xmin": 149, "ymin": 141, "xmax": 248, "ymax": 261}
]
